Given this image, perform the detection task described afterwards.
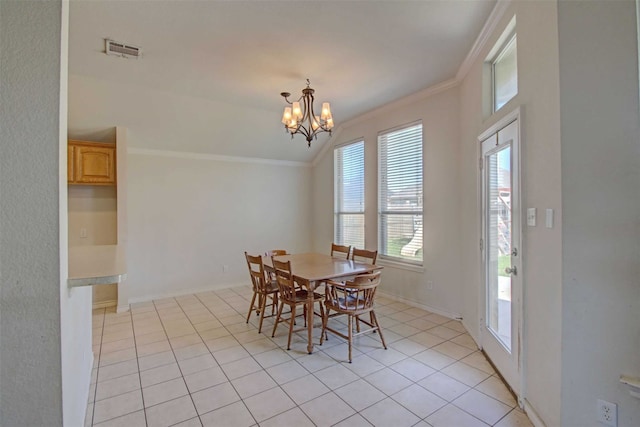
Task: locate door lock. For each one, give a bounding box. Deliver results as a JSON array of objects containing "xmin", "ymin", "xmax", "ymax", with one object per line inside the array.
[
  {"xmin": 511, "ymin": 248, "xmax": 518, "ymax": 257},
  {"xmin": 505, "ymin": 266, "xmax": 517, "ymax": 275}
]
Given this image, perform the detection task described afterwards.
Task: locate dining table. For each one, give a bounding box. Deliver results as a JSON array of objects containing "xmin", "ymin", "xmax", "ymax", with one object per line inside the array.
[{"xmin": 262, "ymin": 252, "xmax": 381, "ymax": 354}]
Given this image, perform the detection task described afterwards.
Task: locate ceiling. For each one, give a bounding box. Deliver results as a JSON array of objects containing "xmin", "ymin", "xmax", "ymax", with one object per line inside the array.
[{"xmin": 68, "ymin": 0, "xmax": 496, "ymax": 163}]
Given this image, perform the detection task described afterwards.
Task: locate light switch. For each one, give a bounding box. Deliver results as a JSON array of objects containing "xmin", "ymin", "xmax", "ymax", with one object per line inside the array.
[
  {"xmin": 80, "ymin": 228, "xmax": 87, "ymax": 238},
  {"xmin": 546, "ymin": 208, "xmax": 554, "ymax": 228},
  {"xmin": 527, "ymin": 208, "xmax": 536, "ymax": 227}
]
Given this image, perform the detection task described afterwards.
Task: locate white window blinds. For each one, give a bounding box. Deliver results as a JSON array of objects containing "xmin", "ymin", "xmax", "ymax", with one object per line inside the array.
[
  {"xmin": 378, "ymin": 123, "xmax": 423, "ymax": 265},
  {"xmin": 334, "ymin": 140, "xmax": 365, "ymax": 248}
]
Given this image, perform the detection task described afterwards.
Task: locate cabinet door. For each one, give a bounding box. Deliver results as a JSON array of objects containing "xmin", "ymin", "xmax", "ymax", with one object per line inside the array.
[
  {"xmin": 75, "ymin": 145, "xmax": 116, "ymax": 185},
  {"xmin": 67, "ymin": 144, "xmax": 74, "ymax": 183}
]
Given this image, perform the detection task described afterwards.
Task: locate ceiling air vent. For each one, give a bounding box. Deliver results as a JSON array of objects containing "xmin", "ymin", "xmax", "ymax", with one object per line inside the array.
[{"xmin": 105, "ymin": 39, "xmax": 142, "ymax": 59}]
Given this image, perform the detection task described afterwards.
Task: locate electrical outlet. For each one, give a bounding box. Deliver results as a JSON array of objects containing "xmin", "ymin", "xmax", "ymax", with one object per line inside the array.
[
  {"xmin": 222, "ymin": 265, "xmax": 229, "ymax": 273},
  {"xmin": 597, "ymin": 399, "xmax": 617, "ymax": 426},
  {"xmin": 426, "ymin": 280, "xmax": 433, "ymax": 290},
  {"xmin": 80, "ymin": 228, "xmax": 87, "ymax": 238}
]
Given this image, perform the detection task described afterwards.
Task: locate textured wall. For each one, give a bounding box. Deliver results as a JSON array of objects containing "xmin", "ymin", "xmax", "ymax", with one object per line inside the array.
[
  {"xmin": 559, "ymin": 1, "xmax": 640, "ymax": 425},
  {"xmin": 0, "ymin": 1, "xmax": 65, "ymax": 425}
]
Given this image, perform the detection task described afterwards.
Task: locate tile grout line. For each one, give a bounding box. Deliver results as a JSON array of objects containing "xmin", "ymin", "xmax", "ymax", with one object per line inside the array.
[
  {"xmin": 152, "ymin": 298, "xmax": 205, "ymax": 426},
  {"xmin": 128, "ymin": 304, "xmax": 149, "ymax": 427}
]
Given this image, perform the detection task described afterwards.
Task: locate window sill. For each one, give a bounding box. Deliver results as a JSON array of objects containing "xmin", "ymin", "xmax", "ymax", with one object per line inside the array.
[{"xmin": 378, "ymin": 258, "xmax": 424, "ymax": 274}]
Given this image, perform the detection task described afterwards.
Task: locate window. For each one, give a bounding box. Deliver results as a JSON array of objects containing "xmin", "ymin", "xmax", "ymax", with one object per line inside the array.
[
  {"xmin": 334, "ymin": 140, "xmax": 364, "ymax": 248},
  {"xmin": 492, "ymin": 34, "xmax": 518, "ymax": 112},
  {"xmin": 378, "ymin": 123, "xmax": 423, "ymax": 266}
]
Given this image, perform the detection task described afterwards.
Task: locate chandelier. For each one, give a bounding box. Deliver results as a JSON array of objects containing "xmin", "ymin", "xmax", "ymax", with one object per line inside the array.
[{"xmin": 280, "ymin": 79, "xmax": 334, "ymax": 147}]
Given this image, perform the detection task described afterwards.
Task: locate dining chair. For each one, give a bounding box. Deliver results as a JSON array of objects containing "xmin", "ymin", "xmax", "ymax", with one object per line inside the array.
[
  {"xmin": 330, "ymin": 243, "xmax": 351, "ymax": 259},
  {"xmin": 271, "ymin": 258, "xmax": 325, "ymax": 350},
  {"xmin": 350, "ymin": 248, "xmax": 378, "ymax": 264},
  {"xmin": 349, "ymin": 248, "xmax": 378, "ymax": 330},
  {"xmin": 244, "ymin": 252, "xmax": 279, "ymax": 334},
  {"xmin": 320, "ymin": 270, "xmax": 386, "ymax": 362}
]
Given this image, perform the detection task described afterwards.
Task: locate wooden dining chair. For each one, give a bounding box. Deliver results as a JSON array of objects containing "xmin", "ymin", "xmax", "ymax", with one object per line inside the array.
[
  {"xmin": 349, "ymin": 248, "xmax": 379, "ymax": 330},
  {"xmin": 330, "ymin": 243, "xmax": 351, "ymax": 259},
  {"xmin": 320, "ymin": 270, "xmax": 386, "ymax": 362},
  {"xmin": 271, "ymin": 258, "xmax": 325, "ymax": 350},
  {"xmin": 244, "ymin": 252, "xmax": 279, "ymax": 334},
  {"xmin": 350, "ymin": 248, "xmax": 378, "ymax": 264}
]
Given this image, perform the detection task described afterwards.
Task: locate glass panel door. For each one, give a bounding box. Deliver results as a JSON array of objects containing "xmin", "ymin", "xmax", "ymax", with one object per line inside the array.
[
  {"xmin": 486, "ymin": 144, "xmax": 512, "ymax": 351},
  {"xmin": 480, "ymin": 117, "xmax": 521, "ymax": 397}
]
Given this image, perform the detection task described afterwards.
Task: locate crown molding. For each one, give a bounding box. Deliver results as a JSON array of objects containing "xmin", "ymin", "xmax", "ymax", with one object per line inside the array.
[
  {"xmin": 457, "ymin": 0, "xmax": 512, "ymax": 81},
  {"xmin": 311, "ymin": 126, "xmax": 343, "ymax": 168},
  {"xmin": 343, "ymin": 78, "xmax": 459, "ymax": 131},
  {"xmin": 128, "ymin": 147, "xmax": 311, "ymax": 168}
]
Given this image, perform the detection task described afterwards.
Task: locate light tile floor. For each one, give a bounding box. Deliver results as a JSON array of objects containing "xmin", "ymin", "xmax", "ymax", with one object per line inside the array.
[{"xmin": 86, "ymin": 287, "xmax": 534, "ymax": 427}]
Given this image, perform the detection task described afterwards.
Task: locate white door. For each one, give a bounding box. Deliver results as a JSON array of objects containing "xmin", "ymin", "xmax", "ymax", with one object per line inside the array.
[{"xmin": 480, "ymin": 118, "xmax": 521, "ymax": 397}]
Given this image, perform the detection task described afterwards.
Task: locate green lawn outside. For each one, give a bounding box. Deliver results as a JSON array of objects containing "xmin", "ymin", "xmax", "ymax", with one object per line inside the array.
[
  {"xmin": 498, "ymin": 254, "xmax": 510, "ymax": 277},
  {"xmin": 387, "ymin": 236, "xmax": 422, "ymax": 260}
]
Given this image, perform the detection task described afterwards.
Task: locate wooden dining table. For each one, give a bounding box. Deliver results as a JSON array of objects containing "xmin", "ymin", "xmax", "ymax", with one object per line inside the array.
[{"xmin": 262, "ymin": 252, "xmax": 381, "ymax": 354}]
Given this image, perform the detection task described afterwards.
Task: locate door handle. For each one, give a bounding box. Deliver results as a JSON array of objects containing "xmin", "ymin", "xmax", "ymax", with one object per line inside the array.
[{"xmin": 505, "ymin": 266, "xmax": 517, "ymax": 275}]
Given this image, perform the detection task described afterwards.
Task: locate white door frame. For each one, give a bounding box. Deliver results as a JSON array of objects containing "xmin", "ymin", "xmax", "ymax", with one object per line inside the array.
[{"xmin": 477, "ymin": 106, "xmax": 525, "ymax": 405}]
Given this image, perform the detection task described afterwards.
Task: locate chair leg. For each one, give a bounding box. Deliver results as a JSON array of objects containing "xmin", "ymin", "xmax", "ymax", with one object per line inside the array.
[
  {"xmin": 303, "ymin": 304, "xmax": 307, "ymax": 327},
  {"xmin": 371, "ymin": 311, "xmax": 387, "ymax": 349},
  {"xmin": 257, "ymin": 292, "xmax": 268, "ymax": 334},
  {"xmin": 271, "ymin": 294, "xmax": 278, "ymax": 316},
  {"xmin": 246, "ymin": 291, "xmax": 257, "ymax": 324},
  {"xmin": 271, "ymin": 302, "xmax": 285, "ymax": 338},
  {"xmin": 320, "ymin": 307, "xmax": 329, "ymax": 345},
  {"xmin": 287, "ymin": 305, "xmax": 296, "ymax": 350},
  {"xmin": 319, "ymin": 301, "xmax": 327, "ymax": 340},
  {"xmin": 347, "ymin": 315, "xmax": 353, "ymax": 363}
]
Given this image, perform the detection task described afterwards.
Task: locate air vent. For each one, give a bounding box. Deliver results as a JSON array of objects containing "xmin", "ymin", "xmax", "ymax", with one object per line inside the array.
[{"xmin": 105, "ymin": 39, "xmax": 142, "ymax": 59}]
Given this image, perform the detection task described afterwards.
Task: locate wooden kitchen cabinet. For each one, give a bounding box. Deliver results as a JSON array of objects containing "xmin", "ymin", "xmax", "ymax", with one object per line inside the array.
[{"xmin": 68, "ymin": 140, "xmax": 116, "ymax": 185}]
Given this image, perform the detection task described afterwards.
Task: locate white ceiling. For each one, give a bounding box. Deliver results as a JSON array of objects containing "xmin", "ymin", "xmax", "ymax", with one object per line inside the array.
[{"xmin": 69, "ymin": 0, "xmax": 496, "ymax": 163}]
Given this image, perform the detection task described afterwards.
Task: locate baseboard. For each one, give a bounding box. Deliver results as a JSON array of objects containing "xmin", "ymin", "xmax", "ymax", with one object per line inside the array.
[
  {"xmin": 523, "ymin": 398, "xmax": 546, "ymax": 427},
  {"xmin": 377, "ymin": 291, "xmax": 462, "ymax": 321},
  {"xmin": 92, "ymin": 299, "xmax": 117, "ymax": 310},
  {"xmin": 126, "ymin": 282, "xmax": 248, "ymax": 306}
]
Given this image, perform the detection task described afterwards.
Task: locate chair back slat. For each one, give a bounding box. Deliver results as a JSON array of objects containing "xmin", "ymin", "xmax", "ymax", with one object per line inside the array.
[
  {"xmin": 245, "ymin": 252, "xmax": 270, "ymax": 293},
  {"xmin": 350, "ymin": 248, "xmax": 378, "ymax": 264},
  {"xmin": 331, "ymin": 243, "xmax": 351, "ymax": 259},
  {"xmin": 272, "ymin": 258, "xmax": 296, "ymax": 301}
]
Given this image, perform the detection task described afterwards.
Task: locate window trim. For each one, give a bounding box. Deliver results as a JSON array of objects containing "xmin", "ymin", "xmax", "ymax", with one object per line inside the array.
[
  {"xmin": 491, "ymin": 33, "xmax": 518, "ymax": 113},
  {"xmin": 377, "ymin": 121, "xmax": 424, "ymax": 267},
  {"xmin": 333, "ymin": 138, "xmax": 365, "ymax": 248}
]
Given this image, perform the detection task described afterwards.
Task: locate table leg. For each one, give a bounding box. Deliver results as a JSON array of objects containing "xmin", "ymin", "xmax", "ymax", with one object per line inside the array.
[{"xmin": 306, "ymin": 280, "xmax": 314, "ymax": 354}]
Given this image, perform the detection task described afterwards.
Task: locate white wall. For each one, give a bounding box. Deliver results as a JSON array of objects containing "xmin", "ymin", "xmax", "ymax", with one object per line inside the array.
[
  {"xmin": 458, "ymin": 2, "xmax": 563, "ymax": 425},
  {"xmin": 1, "ymin": 1, "xmax": 92, "ymax": 426},
  {"xmin": 312, "ymin": 86, "xmax": 463, "ymax": 318},
  {"xmin": 126, "ymin": 150, "xmax": 312, "ymax": 302},
  {"xmin": 558, "ymin": 1, "xmax": 640, "ymax": 425},
  {"xmin": 69, "ymin": 75, "xmax": 314, "ymax": 304},
  {"xmin": 68, "ymin": 186, "xmax": 118, "ymax": 246}
]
